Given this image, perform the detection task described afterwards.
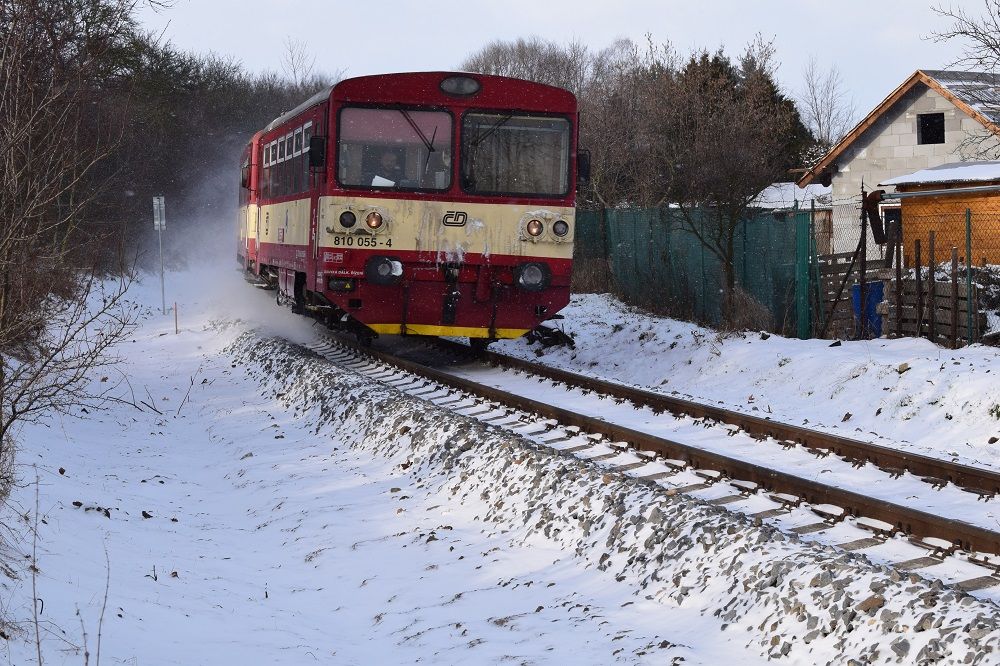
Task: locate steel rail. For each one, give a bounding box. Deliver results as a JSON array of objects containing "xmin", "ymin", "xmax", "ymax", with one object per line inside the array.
[
  {"xmin": 336, "ymin": 338, "xmax": 1000, "ymax": 556},
  {"xmin": 451, "ymin": 344, "xmax": 1000, "ymax": 497}
]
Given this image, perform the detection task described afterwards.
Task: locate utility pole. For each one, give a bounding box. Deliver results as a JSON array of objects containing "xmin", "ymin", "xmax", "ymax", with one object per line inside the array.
[{"xmin": 153, "ymin": 196, "xmax": 166, "ymax": 315}]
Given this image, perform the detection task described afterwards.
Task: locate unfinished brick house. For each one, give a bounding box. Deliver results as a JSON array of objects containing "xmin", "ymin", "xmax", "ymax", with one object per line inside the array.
[{"xmin": 797, "ymin": 70, "xmax": 1000, "ymax": 253}]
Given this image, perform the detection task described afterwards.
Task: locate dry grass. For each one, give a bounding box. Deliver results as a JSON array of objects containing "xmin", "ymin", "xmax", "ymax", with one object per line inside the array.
[
  {"xmin": 570, "ymin": 256, "xmax": 615, "ymax": 294},
  {"xmin": 720, "ymin": 286, "xmax": 774, "ymax": 334}
]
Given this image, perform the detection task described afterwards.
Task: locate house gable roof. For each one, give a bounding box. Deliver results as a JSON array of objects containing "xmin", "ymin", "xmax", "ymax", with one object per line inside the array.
[{"xmin": 797, "ymin": 70, "xmax": 1000, "ymax": 187}]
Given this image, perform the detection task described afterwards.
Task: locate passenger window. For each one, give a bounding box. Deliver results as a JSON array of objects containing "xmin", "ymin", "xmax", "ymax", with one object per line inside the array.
[
  {"xmin": 303, "ymin": 123, "xmax": 313, "ymax": 190},
  {"xmin": 292, "ymin": 153, "xmax": 301, "ymax": 193}
]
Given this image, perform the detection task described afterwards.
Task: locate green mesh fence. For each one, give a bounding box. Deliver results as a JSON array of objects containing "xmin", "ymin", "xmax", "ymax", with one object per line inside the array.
[
  {"xmin": 574, "ymin": 209, "xmax": 606, "ymax": 260},
  {"xmin": 575, "ymin": 207, "xmax": 810, "ymax": 335}
]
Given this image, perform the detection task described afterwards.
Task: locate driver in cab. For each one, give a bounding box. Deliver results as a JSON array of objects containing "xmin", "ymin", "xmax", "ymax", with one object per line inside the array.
[{"xmin": 371, "ymin": 150, "xmax": 402, "ymax": 186}]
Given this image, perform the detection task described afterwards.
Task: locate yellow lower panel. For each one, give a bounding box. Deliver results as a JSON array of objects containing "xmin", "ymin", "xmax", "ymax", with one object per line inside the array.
[{"xmin": 368, "ymin": 323, "xmax": 529, "ymax": 339}]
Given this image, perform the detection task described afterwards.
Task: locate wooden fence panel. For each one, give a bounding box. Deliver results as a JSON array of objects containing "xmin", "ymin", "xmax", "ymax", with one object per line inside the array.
[
  {"xmin": 816, "ymin": 253, "xmax": 984, "ymax": 347},
  {"xmin": 885, "ymin": 278, "xmax": 984, "ymax": 347}
]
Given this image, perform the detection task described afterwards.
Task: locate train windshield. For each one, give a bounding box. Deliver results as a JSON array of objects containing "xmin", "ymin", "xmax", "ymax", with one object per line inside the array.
[
  {"xmin": 460, "ymin": 113, "xmax": 571, "ymax": 197},
  {"xmin": 337, "ymin": 107, "xmax": 452, "ymax": 191}
]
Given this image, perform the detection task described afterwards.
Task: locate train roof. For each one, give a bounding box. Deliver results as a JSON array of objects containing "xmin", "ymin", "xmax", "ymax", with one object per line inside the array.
[
  {"xmin": 263, "ymin": 71, "xmax": 576, "ymax": 133},
  {"xmin": 264, "ymin": 86, "xmax": 334, "ymax": 132}
]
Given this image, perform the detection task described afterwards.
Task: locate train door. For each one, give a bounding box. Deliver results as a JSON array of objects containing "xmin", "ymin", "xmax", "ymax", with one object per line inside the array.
[
  {"xmin": 240, "ymin": 205, "xmax": 248, "ymax": 260},
  {"xmin": 253, "ymin": 206, "xmax": 261, "ymax": 272},
  {"xmin": 304, "ymin": 113, "xmax": 324, "ymax": 297}
]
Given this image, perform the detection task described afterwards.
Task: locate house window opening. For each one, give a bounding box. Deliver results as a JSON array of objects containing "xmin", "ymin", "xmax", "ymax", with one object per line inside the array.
[{"xmin": 917, "ymin": 113, "xmax": 945, "ymax": 145}]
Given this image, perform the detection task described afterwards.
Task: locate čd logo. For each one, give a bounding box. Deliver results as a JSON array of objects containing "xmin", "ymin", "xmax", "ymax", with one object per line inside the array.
[{"xmin": 442, "ymin": 211, "xmax": 468, "ymax": 226}]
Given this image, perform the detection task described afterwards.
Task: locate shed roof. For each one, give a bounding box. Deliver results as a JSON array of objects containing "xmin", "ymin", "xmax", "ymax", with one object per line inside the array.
[
  {"xmin": 880, "ymin": 160, "xmax": 1000, "ymax": 187},
  {"xmin": 797, "ymin": 70, "xmax": 1000, "ymax": 187},
  {"xmin": 752, "ymin": 182, "xmax": 831, "ymax": 209}
]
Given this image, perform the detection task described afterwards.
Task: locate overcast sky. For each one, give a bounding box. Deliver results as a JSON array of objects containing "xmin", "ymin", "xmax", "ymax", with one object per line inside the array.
[{"xmin": 138, "ymin": 0, "xmax": 984, "ymax": 115}]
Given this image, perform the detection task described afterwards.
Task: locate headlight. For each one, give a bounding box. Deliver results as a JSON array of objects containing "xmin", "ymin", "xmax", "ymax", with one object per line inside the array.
[
  {"xmin": 552, "ymin": 220, "xmax": 569, "ymax": 237},
  {"xmin": 440, "ymin": 75, "xmax": 481, "ymax": 96},
  {"xmin": 365, "ymin": 255, "xmax": 403, "ymax": 285},
  {"xmin": 526, "ymin": 219, "xmax": 544, "ymax": 237},
  {"xmin": 366, "ymin": 212, "xmax": 384, "ymax": 230},
  {"xmin": 514, "ymin": 262, "xmax": 550, "ymax": 292},
  {"xmin": 340, "ymin": 211, "xmax": 356, "ymax": 228}
]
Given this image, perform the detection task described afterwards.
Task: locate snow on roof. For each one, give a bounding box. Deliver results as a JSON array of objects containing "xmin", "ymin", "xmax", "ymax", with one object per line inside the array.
[
  {"xmin": 923, "ymin": 70, "xmax": 1000, "ymax": 126},
  {"xmin": 752, "ymin": 182, "xmax": 832, "ymax": 209},
  {"xmin": 880, "ymin": 161, "xmax": 1000, "ymax": 187}
]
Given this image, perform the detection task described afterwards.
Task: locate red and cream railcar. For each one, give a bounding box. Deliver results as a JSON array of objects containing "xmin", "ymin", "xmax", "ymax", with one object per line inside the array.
[{"xmin": 238, "ymin": 72, "xmax": 585, "ymax": 343}]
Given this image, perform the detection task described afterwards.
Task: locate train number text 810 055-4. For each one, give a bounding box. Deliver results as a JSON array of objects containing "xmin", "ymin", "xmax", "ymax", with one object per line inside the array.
[{"xmin": 331, "ymin": 236, "xmax": 391, "ymax": 248}]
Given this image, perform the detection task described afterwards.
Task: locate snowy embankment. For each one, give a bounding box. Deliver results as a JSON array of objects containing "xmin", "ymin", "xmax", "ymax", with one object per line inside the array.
[
  {"xmin": 496, "ymin": 294, "xmax": 1000, "ymax": 471},
  {"xmin": 1, "ymin": 268, "xmax": 999, "ymax": 664}
]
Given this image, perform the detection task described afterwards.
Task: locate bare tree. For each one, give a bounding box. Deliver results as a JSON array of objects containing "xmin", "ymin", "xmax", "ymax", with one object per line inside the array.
[
  {"xmin": 0, "ymin": 0, "xmax": 139, "ymax": 481},
  {"xmin": 932, "ymin": 1, "xmax": 1000, "ymax": 72},
  {"xmin": 281, "ymin": 36, "xmax": 316, "ymax": 89},
  {"xmin": 797, "ymin": 56, "xmax": 857, "ymax": 161},
  {"xmin": 460, "ymin": 36, "xmax": 591, "ymax": 96},
  {"xmin": 930, "ymin": 2, "xmax": 1000, "ymax": 158},
  {"xmin": 579, "ymin": 38, "xmax": 673, "ymax": 209}
]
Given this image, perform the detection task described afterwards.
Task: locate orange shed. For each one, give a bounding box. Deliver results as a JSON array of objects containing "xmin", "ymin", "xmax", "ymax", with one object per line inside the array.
[{"xmin": 881, "ymin": 162, "xmax": 1000, "ymax": 265}]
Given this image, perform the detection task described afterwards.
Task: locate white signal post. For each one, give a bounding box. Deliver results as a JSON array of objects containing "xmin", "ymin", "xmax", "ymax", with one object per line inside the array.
[{"xmin": 153, "ymin": 196, "xmax": 166, "ymax": 315}]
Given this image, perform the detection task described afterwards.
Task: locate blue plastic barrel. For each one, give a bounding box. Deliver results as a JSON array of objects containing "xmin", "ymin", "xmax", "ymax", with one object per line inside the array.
[{"xmin": 851, "ymin": 281, "xmax": 884, "ymax": 337}]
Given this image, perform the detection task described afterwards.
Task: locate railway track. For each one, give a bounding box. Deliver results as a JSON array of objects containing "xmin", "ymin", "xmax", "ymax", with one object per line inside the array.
[{"xmin": 305, "ymin": 332, "xmax": 1000, "ymax": 597}]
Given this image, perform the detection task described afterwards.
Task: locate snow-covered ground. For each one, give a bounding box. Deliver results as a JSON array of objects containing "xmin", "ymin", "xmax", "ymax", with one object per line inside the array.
[
  {"xmin": 0, "ymin": 268, "xmax": 761, "ymax": 664},
  {"xmin": 2, "ymin": 244, "xmax": 1000, "ymax": 664}
]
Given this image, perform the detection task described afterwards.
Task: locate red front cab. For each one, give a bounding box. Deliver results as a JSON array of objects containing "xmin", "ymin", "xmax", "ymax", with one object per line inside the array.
[{"xmin": 242, "ymin": 72, "xmax": 582, "ymax": 340}]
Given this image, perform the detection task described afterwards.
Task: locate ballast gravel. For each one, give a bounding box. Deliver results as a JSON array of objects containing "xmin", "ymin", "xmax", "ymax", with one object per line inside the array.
[{"xmin": 233, "ymin": 332, "xmax": 1000, "ymax": 665}]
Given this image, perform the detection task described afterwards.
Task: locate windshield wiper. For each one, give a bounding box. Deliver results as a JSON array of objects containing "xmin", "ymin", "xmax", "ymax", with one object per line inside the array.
[
  {"xmin": 399, "ymin": 110, "xmax": 436, "ymax": 154},
  {"xmin": 470, "ymin": 111, "xmax": 514, "ymax": 147},
  {"xmin": 422, "ymin": 126, "xmax": 439, "ymax": 177},
  {"xmin": 399, "ymin": 109, "xmax": 443, "ymax": 185},
  {"xmin": 464, "ymin": 112, "xmax": 515, "ymax": 190}
]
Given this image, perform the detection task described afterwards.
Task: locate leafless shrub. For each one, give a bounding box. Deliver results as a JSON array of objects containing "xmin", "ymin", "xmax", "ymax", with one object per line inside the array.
[
  {"xmin": 569, "ymin": 256, "xmax": 614, "ymax": 294},
  {"xmin": 719, "ymin": 285, "xmax": 774, "ymax": 333}
]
